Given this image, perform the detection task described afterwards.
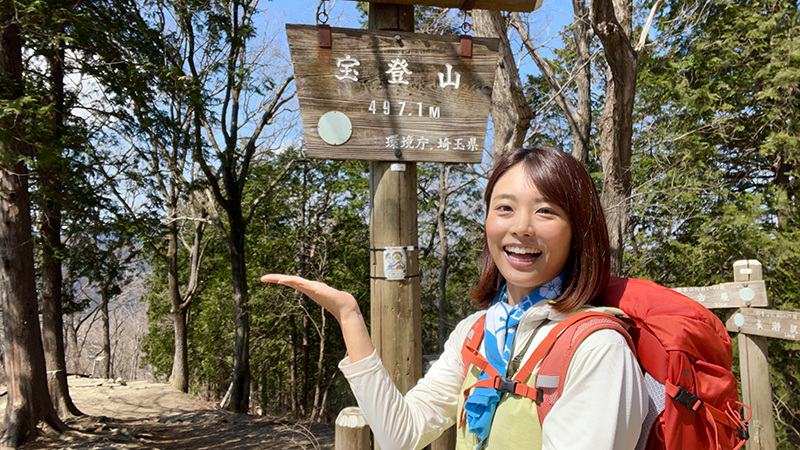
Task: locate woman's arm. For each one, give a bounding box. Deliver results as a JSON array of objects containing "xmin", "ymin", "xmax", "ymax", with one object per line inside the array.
[
  {"xmin": 341, "ymin": 311, "xmax": 482, "ymax": 450},
  {"xmin": 260, "ymin": 275, "xmax": 374, "ymax": 362},
  {"xmin": 262, "ymin": 274, "xmax": 478, "ymax": 449}
]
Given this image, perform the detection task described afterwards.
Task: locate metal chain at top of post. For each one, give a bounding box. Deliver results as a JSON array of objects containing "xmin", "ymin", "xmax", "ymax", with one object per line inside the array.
[
  {"xmin": 316, "ymin": 0, "xmax": 329, "ymax": 25},
  {"xmin": 460, "ymin": 9, "xmax": 472, "ymax": 34}
]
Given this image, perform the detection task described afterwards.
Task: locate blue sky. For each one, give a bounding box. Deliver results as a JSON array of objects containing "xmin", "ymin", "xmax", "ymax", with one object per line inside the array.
[
  {"xmin": 264, "ymin": 0, "xmax": 574, "ymax": 52},
  {"xmin": 266, "ymin": 0, "xmax": 362, "ymax": 30}
]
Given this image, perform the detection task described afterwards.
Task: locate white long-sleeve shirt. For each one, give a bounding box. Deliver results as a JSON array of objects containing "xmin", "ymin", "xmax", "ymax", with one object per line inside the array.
[{"xmin": 340, "ymin": 303, "xmax": 649, "ymax": 450}]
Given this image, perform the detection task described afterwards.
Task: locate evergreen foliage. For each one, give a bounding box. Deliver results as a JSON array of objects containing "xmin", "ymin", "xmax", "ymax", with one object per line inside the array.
[
  {"xmin": 628, "ymin": 1, "xmax": 800, "ymax": 446},
  {"xmin": 143, "ymin": 151, "xmax": 374, "ymax": 418}
]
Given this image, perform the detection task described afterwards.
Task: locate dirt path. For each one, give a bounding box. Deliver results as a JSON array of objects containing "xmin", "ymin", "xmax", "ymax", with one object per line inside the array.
[{"xmin": 12, "ymin": 376, "xmax": 335, "ymax": 450}]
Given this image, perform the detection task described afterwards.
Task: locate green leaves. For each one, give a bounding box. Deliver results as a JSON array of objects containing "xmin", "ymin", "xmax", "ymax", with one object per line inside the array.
[{"xmin": 631, "ymin": 2, "xmax": 800, "ymax": 446}]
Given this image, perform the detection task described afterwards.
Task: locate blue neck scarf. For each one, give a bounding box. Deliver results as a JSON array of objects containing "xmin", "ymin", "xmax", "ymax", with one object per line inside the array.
[{"xmin": 463, "ymin": 274, "xmax": 565, "ymax": 449}]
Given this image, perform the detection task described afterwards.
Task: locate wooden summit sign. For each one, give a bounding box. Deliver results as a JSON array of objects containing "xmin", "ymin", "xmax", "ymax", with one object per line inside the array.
[{"xmin": 286, "ymin": 24, "xmax": 500, "ymax": 163}]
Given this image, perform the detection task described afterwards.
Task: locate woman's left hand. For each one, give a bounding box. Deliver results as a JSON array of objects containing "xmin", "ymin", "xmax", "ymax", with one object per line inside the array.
[
  {"xmin": 260, "ymin": 274, "xmax": 359, "ymax": 324},
  {"xmin": 261, "ymin": 274, "xmax": 374, "ymax": 362}
]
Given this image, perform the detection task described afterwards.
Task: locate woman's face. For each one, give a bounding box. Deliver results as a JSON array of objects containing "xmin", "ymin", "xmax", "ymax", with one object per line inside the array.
[{"xmin": 485, "ymin": 163, "xmax": 573, "ymax": 305}]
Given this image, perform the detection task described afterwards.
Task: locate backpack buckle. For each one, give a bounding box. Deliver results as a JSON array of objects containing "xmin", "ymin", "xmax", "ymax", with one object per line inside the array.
[
  {"xmin": 493, "ymin": 376, "xmax": 519, "ymax": 395},
  {"xmin": 670, "ymin": 386, "xmax": 704, "ymax": 412},
  {"xmin": 738, "ymin": 422, "xmax": 750, "ymax": 440}
]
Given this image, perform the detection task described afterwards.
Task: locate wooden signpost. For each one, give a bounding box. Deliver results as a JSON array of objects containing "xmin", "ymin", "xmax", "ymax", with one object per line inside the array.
[
  {"xmin": 673, "ymin": 280, "xmax": 769, "ymax": 309},
  {"xmin": 287, "ymin": 25, "xmax": 499, "ymax": 163},
  {"xmin": 726, "ymin": 308, "xmax": 800, "ymax": 341},
  {"xmin": 730, "ymin": 260, "xmax": 777, "ymax": 450}
]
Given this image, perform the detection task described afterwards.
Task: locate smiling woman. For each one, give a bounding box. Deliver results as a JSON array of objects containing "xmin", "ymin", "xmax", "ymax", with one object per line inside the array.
[
  {"xmin": 483, "ymin": 163, "xmax": 573, "ymax": 306},
  {"xmin": 262, "ymin": 146, "xmax": 648, "ymax": 450},
  {"xmin": 471, "ymin": 146, "xmax": 610, "ymax": 312}
]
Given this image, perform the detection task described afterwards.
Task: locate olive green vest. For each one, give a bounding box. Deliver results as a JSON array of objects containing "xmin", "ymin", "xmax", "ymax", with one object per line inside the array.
[{"xmin": 455, "ymin": 347, "xmax": 543, "ymax": 449}]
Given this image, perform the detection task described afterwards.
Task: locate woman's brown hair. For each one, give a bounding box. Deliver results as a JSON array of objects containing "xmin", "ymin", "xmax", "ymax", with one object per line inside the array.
[{"xmin": 469, "ymin": 146, "xmax": 610, "ymax": 313}]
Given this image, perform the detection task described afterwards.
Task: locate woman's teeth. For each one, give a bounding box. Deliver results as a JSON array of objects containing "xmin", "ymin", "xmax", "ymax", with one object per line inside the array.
[
  {"xmin": 504, "ymin": 246, "xmax": 541, "ymax": 261},
  {"xmin": 505, "ymin": 246, "xmax": 541, "ymax": 255}
]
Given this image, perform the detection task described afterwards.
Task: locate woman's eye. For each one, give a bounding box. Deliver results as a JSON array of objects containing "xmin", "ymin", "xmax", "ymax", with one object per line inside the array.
[
  {"xmin": 496, "ymin": 205, "xmax": 513, "ymax": 212},
  {"xmin": 538, "ymin": 207, "xmax": 556, "ymax": 215}
]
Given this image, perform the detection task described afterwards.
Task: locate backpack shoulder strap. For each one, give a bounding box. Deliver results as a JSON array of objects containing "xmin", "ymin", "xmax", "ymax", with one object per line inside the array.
[
  {"xmin": 458, "ymin": 313, "xmax": 502, "ymax": 429},
  {"xmin": 532, "ymin": 311, "xmax": 634, "ymax": 426},
  {"xmin": 499, "ymin": 309, "xmax": 634, "ymax": 426},
  {"xmin": 513, "ymin": 309, "xmax": 632, "ymax": 385},
  {"xmin": 457, "ymin": 309, "xmax": 636, "ymax": 429},
  {"xmin": 461, "ymin": 313, "xmax": 497, "ymax": 378}
]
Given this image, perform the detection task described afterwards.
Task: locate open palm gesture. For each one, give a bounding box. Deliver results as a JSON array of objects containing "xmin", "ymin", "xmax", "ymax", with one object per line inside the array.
[
  {"xmin": 260, "ymin": 275, "xmax": 359, "ymax": 322},
  {"xmin": 261, "ymin": 274, "xmax": 372, "ymax": 361}
]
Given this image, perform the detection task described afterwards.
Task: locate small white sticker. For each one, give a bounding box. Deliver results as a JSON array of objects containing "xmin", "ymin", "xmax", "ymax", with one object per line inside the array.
[
  {"xmin": 383, "ymin": 247, "xmax": 407, "ymax": 281},
  {"xmin": 739, "ymin": 287, "xmax": 755, "ymax": 301},
  {"xmin": 734, "ymin": 313, "xmax": 745, "ymax": 327},
  {"xmin": 390, "ymin": 163, "xmax": 406, "ymax": 172},
  {"xmin": 740, "ymin": 268, "xmax": 753, "ymax": 274}
]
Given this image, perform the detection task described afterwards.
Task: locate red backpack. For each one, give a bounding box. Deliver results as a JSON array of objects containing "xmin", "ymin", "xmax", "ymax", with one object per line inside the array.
[{"xmin": 460, "ymin": 277, "xmax": 751, "ymax": 450}]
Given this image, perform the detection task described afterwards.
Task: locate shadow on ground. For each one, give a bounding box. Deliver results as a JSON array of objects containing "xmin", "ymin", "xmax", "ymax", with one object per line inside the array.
[{"xmin": 10, "ymin": 376, "xmax": 335, "ymax": 450}]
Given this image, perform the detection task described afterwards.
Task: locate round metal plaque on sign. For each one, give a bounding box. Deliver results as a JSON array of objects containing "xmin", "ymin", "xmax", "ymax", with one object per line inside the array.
[{"xmin": 318, "ymin": 111, "xmax": 352, "ymax": 146}]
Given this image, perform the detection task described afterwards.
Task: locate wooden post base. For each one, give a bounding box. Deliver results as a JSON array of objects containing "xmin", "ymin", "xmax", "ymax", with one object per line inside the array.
[{"xmin": 335, "ymin": 407, "xmax": 371, "ymax": 450}]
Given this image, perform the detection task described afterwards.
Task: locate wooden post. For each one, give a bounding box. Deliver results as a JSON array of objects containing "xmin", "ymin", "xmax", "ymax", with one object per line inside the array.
[
  {"xmin": 336, "ymin": 407, "xmax": 371, "ymax": 450},
  {"xmin": 431, "ymin": 426, "xmax": 456, "ymax": 450},
  {"xmin": 733, "ymin": 260, "xmax": 776, "ymax": 450},
  {"xmin": 370, "ymin": 160, "xmax": 423, "ymax": 396},
  {"xmin": 367, "ymin": 3, "xmax": 421, "ymax": 395}
]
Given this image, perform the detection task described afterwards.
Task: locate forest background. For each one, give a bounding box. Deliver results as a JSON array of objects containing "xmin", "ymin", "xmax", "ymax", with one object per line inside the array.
[{"xmin": 1, "ymin": 0, "xmax": 798, "ymax": 448}]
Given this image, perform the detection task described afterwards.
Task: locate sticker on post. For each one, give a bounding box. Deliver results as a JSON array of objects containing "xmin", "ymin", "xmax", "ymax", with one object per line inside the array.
[{"xmin": 383, "ymin": 247, "xmax": 407, "ymax": 280}]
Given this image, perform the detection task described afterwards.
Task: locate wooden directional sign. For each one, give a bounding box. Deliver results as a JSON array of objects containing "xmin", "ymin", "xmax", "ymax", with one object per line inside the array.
[
  {"xmin": 346, "ymin": 0, "xmax": 543, "ymax": 13},
  {"xmin": 286, "ymin": 25, "xmax": 499, "ymax": 163},
  {"xmin": 727, "ymin": 308, "xmax": 800, "ymax": 341},
  {"xmin": 672, "ymin": 280, "xmax": 768, "ymax": 309}
]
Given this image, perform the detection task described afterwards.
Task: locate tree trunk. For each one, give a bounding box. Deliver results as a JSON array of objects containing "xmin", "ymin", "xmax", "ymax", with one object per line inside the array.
[
  {"xmin": 0, "ymin": 16, "xmax": 67, "ymax": 446},
  {"xmin": 301, "ymin": 308, "xmax": 310, "ymax": 416},
  {"xmin": 205, "ymin": 192, "xmax": 252, "ymax": 415},
  {"xmin": 189, "ymin": 0, "xmax": 293, "ymax": 415},
  {"xmin": 288, "ymin": 315, "xmax": 298, "ymax": 417},
  {"xmin": 591, "ymin": 0, "xmax": 637, "ymax": 275},
  {"xmin": 0, "ymin": 162, "xmax": 66, "ymax": 444},
  {"xmin": 571, "ymin": 0, "xmax": 592, "ymax": 164},
  {"xmin": 167, "ymin": 204, "xmax": 189, "ymax": 392},
  {"xmin": 40, "ymin": 181, "xmax": 81, "ymax": 419},
  {"xmin": 310, "ymin": 308, "xmax": 326, "ymax": 422},
  {"xmin": 772, "ymin": 150, "xmax": 793, "ymax": 229},
  {"xmin": 473, "ymin": 10, "xmax": 533, "ymax": 162},
  {"xmin": 65, "ymin": 315, "xmax": 81, "ymax": 374},
  {"xmin": 170, "ymin": 300, "xmax": 190, "ymax": 391},
  {"xmin": 299, "ymin": 164, "xmax": 309, "ymax": 418},
  {"xmin": 437, "ymin": 165, "xmax": 449, "ymax": 353},
  {"xmin": 101, "ymin": 296, "xmax": 110, "ymax": 379},
  {"xmin": 40, "ymin": 44, "xmax": 82, "ymax": 419},
  {"xmin": 221, "ymin": 206, "xmax": 251, "ymax": 413}
]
